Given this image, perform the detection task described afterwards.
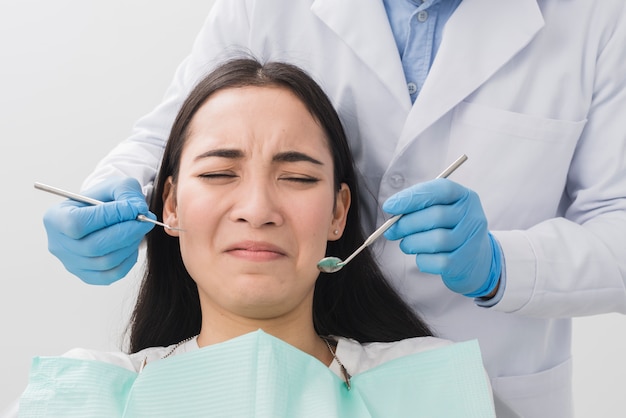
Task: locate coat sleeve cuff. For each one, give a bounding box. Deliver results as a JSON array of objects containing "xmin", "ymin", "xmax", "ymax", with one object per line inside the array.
[
  {"xmin": 479, "ymin": 230, "xmax": 537, "ymax": 313},
  {"xmin": 474, "ymin": 269, "xmax": 506, "ymax": 307}
]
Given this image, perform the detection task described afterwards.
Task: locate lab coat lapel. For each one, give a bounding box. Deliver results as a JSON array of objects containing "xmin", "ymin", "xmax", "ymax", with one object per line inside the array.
[
  {"xmin": 395, "ymin": 0, "xmax": 545, "ymax": 154},
  {"xmin": 311, "ymin": 0, "xmax": 412, "ymax": 113}
]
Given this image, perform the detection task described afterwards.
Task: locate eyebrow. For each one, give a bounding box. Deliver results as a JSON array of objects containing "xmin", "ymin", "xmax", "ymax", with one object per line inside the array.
[
  {"xmin": 194, "ymin": 149, "xmax": 244, "ymax": 161},
  {"xmin": 194, "ymin": 149, "xmax": 323, "ymax": 165},
  {"xmin": 273, "ymin": 151, "xmax": 323, "ymax": 165}
]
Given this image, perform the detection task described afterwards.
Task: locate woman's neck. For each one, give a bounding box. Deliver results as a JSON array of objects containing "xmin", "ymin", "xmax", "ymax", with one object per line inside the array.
[{"xmin": 196, "ymin": 309, "xmax": 333, "ymax": 366}]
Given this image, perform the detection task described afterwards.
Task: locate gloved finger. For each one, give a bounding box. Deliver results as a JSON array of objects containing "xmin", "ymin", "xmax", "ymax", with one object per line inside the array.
[
  {"xmin": 384, "ymin": 202, "xmax": 465, "ymax": 241},
  {"xmin": 65, "ymin": 248, "xmax": 142, "ymax": 286},
  {"xmin": 382, "ymin": 179, "xmax": 468, "ymax": 215},
  {"xmin": 49, "ymin": 232, "xmax": 144, "ymax": 269},
  {"xmin": 44, "ymin": 200, "xmax": 153, "ymax": 239},
  {"xmin": 414, "ymin": 252, "xmax": 449, "ymax": 276},
  {"xmin": 72, "ymin": 177, "xmax": 151, "ymax": 234},
  {"xmin": 414, "ymin": 252, "xmax": 479, "ymax": 295},
  {"xmin": 396, "ymin": 205, "xmax": 487, "ymax": 262},
  {"xmin": 48, "ymin": 219, "xmax": 153, "ymax": 258},
  {"xmin": 396, "ymin": 228, "xmax": 461, "ymax": 255},
  {"xmin": 83, "ymin": 177, "xmax": 149, "ymax": 212}
]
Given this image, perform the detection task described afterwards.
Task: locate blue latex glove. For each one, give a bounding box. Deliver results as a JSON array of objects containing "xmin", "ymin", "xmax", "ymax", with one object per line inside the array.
[
  {"xmin": 383, "ymin": 178, "xmax": 502, "ymax": 298},
  {"xmin": 43, "ymin": 177, "xmax": 155, "ymax": 285}
]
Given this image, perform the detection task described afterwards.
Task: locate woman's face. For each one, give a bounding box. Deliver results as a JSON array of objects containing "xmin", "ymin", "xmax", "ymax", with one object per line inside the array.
[{"xmin": 163, "ymin": 86, "xmax": 350, "ymax": 321}]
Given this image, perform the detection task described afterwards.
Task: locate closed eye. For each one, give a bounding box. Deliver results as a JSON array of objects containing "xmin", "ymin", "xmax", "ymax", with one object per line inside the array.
[
  {"xmin": 199, "ymin": 173, "xmax": 236, "ymax": 178},
  {"xmin": 198, "ymin": 172, "xmax": 238, "ymax": 183},
  {"xmin": 281, "ymin": 176, "xmax": 320, "ymax": 184}
]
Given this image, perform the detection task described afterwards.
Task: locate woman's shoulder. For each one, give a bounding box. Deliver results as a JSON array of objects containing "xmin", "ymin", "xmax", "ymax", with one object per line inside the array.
[
  {"xmin": 60, "ymin": 337, "xmax": 199, "ymax": 372},
  {"xmin": 60, "ymin": 346, "xmax": 167, "ymax": 372},
  {"xmin": 334, "ymin": 336, "xmax": 454, "ymax": 375},
  {"xmin": 361, "ymin": 336, "xmax": 454, "ymax": 355}
]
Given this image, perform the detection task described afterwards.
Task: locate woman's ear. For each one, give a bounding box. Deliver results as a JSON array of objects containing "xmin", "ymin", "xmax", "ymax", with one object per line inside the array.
[
  {"xmin": 328, "ymin": 183, "xmax": 351, "ymax": 241},
  {"xmin": 162, "ymin": 177, "xmax": 180, "ymax": 237}
]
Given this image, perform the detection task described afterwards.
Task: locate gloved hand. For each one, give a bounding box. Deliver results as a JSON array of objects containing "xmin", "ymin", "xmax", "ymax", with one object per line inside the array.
[
  {"xmin": 383, "ymin": 178, "xmax": 502, "ymax": 298},
  {"xmin": 43, "ymin": 177, "xmax": 155, "ymax": 285}
]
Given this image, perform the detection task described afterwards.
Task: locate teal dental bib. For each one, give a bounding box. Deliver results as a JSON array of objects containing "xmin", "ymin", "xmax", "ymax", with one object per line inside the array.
[{"xmin": 19, "ymin": 330, "xmax": 494, "ymax": 417}]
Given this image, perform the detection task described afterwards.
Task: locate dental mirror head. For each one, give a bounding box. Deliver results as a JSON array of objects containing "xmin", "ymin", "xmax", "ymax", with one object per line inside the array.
[{"xmin": 317, "ymin": 257, "xmax": 345, "ymax": 273}]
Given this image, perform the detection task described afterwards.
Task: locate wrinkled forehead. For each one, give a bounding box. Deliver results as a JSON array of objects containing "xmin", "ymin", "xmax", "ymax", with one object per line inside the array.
[{"xmin": 182, "ymin": 86, "xmax": 333, "ymax": 163}]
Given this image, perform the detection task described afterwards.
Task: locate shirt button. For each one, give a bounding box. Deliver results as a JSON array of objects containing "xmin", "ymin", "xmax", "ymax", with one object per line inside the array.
[
  {"xmin": 417, "ymin": 11, "xmax": 428, "ymax": 22},
  {"xmin": 407, "ymin": 82, "xmax": 418, "ymax": 95},
  {"xmin": 389, "ymin": 174, "xmax": 405, "ymax": 188}
]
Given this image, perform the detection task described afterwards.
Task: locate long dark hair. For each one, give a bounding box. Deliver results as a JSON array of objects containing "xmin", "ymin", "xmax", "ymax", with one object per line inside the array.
[{"xmin": 128, "ymin": 58, "xmax": 432, "ymax": 353}]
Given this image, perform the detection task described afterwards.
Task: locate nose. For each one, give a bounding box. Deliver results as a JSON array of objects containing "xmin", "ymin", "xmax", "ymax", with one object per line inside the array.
[{"xmin": 229, "ymin": 180, "xmax": 284, "ymax": 228}]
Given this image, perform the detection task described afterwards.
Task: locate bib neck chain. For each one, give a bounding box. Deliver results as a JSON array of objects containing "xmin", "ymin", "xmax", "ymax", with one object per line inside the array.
[
  {"xmin": 322, "ymin": 336, "xmax": 352, "ymax": 390},
  {"xmin": 139, "ymin": 335, "xmax": 198, "ymax": 373}
]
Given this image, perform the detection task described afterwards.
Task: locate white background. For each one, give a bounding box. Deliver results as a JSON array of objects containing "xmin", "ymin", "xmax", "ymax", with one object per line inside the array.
[{"xmin": 1, "ymin": 1, "xmax": 625, "ymax": 416}]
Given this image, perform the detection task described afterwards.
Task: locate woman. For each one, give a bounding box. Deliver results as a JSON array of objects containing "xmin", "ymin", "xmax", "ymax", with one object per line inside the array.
[{"xmin": 17, "ymin": 59, "xmax": 494, "ymax": 417}]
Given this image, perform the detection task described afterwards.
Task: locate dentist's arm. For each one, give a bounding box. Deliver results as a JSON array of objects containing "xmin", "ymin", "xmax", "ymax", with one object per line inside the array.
[{"xmin": 43, "ymin": 177, "xmax": 155, "ymax": 285}]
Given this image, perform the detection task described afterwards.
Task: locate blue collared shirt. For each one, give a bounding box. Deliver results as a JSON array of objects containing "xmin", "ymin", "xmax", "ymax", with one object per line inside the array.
[{"xmin": 383, "ymin": 0, "xmax": 462, "ymax": 103}]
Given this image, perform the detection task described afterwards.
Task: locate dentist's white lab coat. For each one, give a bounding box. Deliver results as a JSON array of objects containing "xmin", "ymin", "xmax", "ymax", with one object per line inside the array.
[{"xmin": 85, "ymin": 0, "xmax": 626, "ymax": 416}]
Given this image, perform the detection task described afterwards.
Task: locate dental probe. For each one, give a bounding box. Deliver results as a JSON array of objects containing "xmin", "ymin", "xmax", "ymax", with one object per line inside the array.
[{"xmin": 33, "ymin": 182, "xmax": 179, "ymax": 231}]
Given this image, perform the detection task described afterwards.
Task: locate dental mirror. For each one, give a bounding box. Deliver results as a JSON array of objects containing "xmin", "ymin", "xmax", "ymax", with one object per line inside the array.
[{"xmin": 317, "ymin": 154, "xmax": 468, "ymax": 273}]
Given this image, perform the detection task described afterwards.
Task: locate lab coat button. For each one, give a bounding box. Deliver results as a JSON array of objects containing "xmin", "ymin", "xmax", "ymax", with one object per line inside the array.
[
  {"xmin": 417, "ymin": 11, "xmax": 428, "ymax": 22},
  {"xmin": 389, "ymin": 174, "xmax": 405, "ymax": 188},
  {"xmin": 407, "ymin": 82, "xmax": 418, "ymax": 95}
]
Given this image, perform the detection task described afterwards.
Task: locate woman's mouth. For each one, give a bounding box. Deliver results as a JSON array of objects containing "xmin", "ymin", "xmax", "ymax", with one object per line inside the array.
[{"xmin": 225, "ymin": 241, "xmax": 287, "ymax": 261}]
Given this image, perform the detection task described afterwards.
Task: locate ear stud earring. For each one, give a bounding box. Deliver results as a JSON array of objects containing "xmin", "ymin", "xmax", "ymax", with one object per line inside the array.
[{"xmin": 334, "ymin": 229, "xmax": 339, "ymax": 235}]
